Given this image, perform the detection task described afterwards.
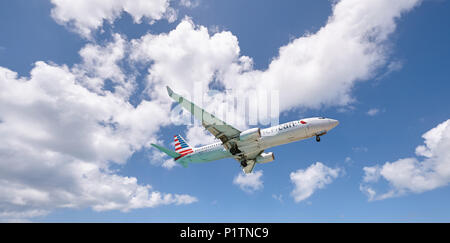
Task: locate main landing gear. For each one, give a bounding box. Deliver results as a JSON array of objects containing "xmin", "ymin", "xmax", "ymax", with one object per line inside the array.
[
  {"xmin": 230, "ymin": 144, "xmax": 242, "ymax": 155},
  {"xmin": 316, "ymin": 136, "xmax": 321, "ymax": 142}
]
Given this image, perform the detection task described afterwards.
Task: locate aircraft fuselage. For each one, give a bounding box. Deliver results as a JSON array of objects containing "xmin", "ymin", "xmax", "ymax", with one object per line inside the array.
[{"xmin": 179, "ymin": 117, "xmax": 339, "ymax": 164}]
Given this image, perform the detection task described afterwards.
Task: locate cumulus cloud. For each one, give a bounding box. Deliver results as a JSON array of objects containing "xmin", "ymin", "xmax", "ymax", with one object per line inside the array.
[
  {"xmin": 129, "ymin": 0, "xmax": 422, "ymax": 122},
  {"xmin": 72, "ymin": 33, "xmax": 135, "ymax": 98},
  {"xmin": 149, "ymin": 149, "xmax": 179, "ymax": 170},
  {"xmin": 47, "ymin": 0, "xmax": 423, "ymax": 125},
  {"xmin": 290, "ymin": 162, "xmax": 341, "ymax": 202},
  {"xmin": 130, "ymin": 18, "xmax": 241, "ymax": 95},
  {"xmin": 207, "ymin": 0, "xmax": 421, "ymax": 112},
  {"xmin": 130, "ymin": 18, "xmax": 252, "ymax": 128},
  {"xmin": 50, "ymin": 0, "xmax": 176, "ymax": 38},
  {"xmin": 0, "ymin": 60, "xmax": 196, "ymax": 220},
  {"xmin": 233, "ymin": 170, "xmax": 264, "ymax": 193},
  {"xmin": 361, "ymin": 119, "xmax": 450, "ymax": 201},
  {"xmin": 185, "ymin": 125, "xmax": 217, "ymax": 147}
]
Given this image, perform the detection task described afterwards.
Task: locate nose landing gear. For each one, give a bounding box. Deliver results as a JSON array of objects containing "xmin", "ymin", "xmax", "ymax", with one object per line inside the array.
[{"xmin": 315, "ymin": 131, "xmax": 326, "ymax": 142}]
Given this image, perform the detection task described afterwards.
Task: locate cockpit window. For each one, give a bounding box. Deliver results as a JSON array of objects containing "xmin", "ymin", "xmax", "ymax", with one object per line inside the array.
[{"xmin": 318, "ymin": 117, "xmax": 326, "ymax": 119}]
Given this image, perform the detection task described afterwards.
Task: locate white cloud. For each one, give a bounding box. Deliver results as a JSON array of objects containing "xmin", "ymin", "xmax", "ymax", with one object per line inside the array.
[
  {"xmin": 179, "ymin": 0, "xmax": 199, "ymax": 8},
  {"xmin": 361, "ymin": 119, "xmax": 450, "ymax": 201},
  {"xmin": 376, "ymin": 60, "xmax": 404, "ymax": 80},
  {"xmin": 130, "ymin": 18, "xmax": 241, "ymax": 97},
  {"xmin": 367, "ymin": 108, "xmax": 380, "ymax": 116},
  {"xmin": 50, "ymin": 0, "xmax": 175, "ymax": 38},
  {"xmin": 0, "ymin": 209, "xmax": 48, "ymax": 223},
  {"xmin": 129, "ymin": 0, "xmax": 422, "ymax": 120},
  {"xmin": 387, "ymin": 60, "xmax": 403, "ymax": 73},
  {"xmin": 0, "ymin": 61, "xmax": 196, "ymax": 220},
  {"xmin": 130, "ymin": 18, "xmax": 251, "ymax": 128},
  {"xmin": 161, "ymin": 159, "xmax": 178, "ymax": 170},
  {"xmin": 185, "ymin": 125, "xmax": 217, "ymax": 147},
  {"xmin": 362, "ymin": 166, "xmax": 381, "ymax": 183},
  {"xmin": 290, "ymin": 162, "xmax": 341, "ymax": 202},
  {"xmin": 217, "ymin": 0, "xmax": 422, "ymax": 111},
  {"xmin": 233, "ymin": 170, "xmax": 264, "ymax": 193},
  {"xmin": 72, "ymin": 34, "xmax": 135, "ymax": 98},
  {"xmin": 148, "ymin": 149, "xmax": 179, "ymax": 170},
  {"xmin": 272, "ymin": 194, "xmax": 283, "ymax": 203}
]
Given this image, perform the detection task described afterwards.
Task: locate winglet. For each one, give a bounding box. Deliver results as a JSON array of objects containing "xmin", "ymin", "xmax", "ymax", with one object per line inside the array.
[
  {"xmin": 166, "ymin": 86, "xmax": 185, "ymax": 105},
  {"xmin": 166, "ymin": 86, "xmax": 174, "ymax": 97}
]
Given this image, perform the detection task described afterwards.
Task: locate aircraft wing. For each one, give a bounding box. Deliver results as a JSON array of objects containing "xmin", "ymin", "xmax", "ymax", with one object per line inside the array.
[
  {"xmin": 166, "ymin": 86, "xmax": 241, "ymax": 144},
  {"xmin": 167, "ymin": 86, "xmax": 262, "ymax": 174}
]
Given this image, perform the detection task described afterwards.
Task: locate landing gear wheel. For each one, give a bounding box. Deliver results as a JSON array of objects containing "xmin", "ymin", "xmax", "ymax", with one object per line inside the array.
[
  {"xmin": 230, "ymin": 147, "xmax": 238, "ymax": 155},
  {"xmin": 230, "ymin": 145, "xmax": 241, "ymax": 155},
  {"xmin": 316, "ymin": 136, "xmax": 321, "ymax": 142},
  {"xmin": 240, "ymin": 161, "xmax": 248, "ymax": 167}
]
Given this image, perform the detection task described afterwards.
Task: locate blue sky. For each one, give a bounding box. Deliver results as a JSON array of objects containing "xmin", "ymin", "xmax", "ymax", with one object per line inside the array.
[{"xmin": 0, "ymin": 0, "xmax": 449, "ymax": 222}]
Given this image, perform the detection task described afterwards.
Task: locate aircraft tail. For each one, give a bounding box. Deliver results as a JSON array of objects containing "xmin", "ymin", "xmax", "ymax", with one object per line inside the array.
[
  {"xmin": 151, "ymin": 143, "xmax": 189, "ymax": 168},
  {"xmin": 151, "ymin": 135, "xmax": 194, "ymax": 168},
  {"xmin": 174, "ymin": 135, "xmax": 194, "ymax": 156}
]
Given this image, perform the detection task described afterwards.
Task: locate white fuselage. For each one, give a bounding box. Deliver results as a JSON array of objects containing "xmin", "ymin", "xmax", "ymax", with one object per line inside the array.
[{"xmin": 178, "ymin": 117, "xmax": 339, "ymax": 164}]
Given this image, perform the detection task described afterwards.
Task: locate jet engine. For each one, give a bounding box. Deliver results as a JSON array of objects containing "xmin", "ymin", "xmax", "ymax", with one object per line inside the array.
[
  {"xmin": 239, "ymin": 128, "xmax": 261, "ymax": 141},
  {"xmin": 256, "ymin": 152, "xmax": 275, "ymax": 164}
]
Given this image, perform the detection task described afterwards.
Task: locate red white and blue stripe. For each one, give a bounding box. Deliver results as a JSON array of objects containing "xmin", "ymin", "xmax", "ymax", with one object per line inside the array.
[{"xmin": 174, "ymin": 135, "xmax": 193, "ymax": 159}]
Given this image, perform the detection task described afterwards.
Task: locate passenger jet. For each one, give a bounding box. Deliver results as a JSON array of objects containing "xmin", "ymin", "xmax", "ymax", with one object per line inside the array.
[{"xmin": 152, "ymin": 87, "xmax": 339, "ymax": 174}]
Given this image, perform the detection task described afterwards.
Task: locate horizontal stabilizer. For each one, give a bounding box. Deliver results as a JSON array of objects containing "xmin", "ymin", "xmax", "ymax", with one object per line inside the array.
[
  {"xmin": 178, "ymin": 161, "xmax": 188, "ymax": 168},
  {"xmin": 151, "ymin": 143, "xmax": 181, "ymax": 159}
]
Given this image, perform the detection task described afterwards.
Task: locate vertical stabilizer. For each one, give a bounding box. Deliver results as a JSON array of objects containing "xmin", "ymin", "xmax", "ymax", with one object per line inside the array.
[{"xmin": 174, "ymin": 135, "xmax": 194, "ymax": 156}]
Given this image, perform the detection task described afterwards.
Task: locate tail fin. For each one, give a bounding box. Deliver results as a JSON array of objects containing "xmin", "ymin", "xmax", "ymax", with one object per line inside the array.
[
  {"xmin": 152, "ymin": 138, "xmax": 194, "ymax": 168},
  {"xmin": 174, "ymin": 135, "xmax": 194, "ymax": 155}
]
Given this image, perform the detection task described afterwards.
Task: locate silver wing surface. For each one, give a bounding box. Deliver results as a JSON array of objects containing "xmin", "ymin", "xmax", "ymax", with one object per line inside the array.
[{"xmin": 166, "ymin": 86, "xmax": 263, "ymax": 173}]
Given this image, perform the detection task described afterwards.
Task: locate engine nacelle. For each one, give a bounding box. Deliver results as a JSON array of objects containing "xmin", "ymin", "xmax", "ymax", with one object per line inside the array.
[
  {"xmin": 256, "ymin": 152, "xmax": 275, "ymax": 164},
  {"xmin": 239, "ymin": 128, "xmax": 261, "ymax": 141}
]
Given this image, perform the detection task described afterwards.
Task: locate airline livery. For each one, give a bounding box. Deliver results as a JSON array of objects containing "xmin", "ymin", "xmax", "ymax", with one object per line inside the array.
[{"xmin": 152, "ymin": 87, "xmax": 339, "ymax": 174}]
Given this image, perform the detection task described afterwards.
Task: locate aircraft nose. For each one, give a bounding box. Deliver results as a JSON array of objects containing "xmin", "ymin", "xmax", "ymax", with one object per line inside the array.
[{"xmin": 329, "ymin": 119, "xmax": 339, "ymax": 129}]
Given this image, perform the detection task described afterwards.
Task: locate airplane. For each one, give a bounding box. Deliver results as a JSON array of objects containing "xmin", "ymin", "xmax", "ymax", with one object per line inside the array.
[{"xmin": 151, "ymin": 86, "xmax": 339, "ymax": 174}]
